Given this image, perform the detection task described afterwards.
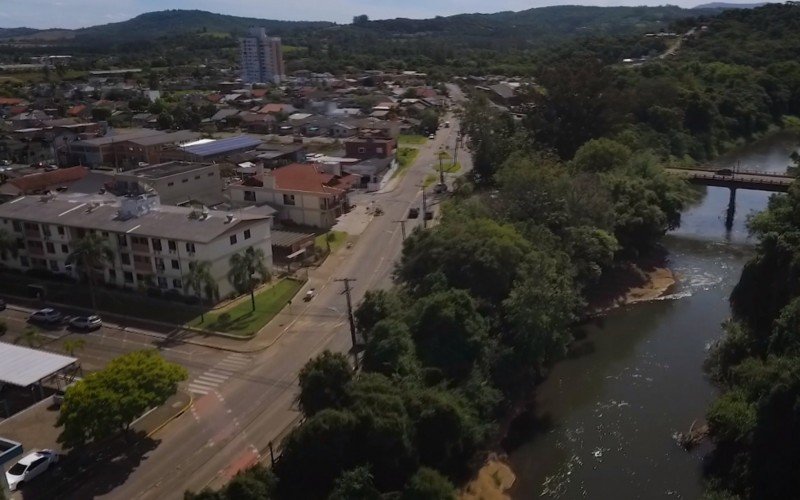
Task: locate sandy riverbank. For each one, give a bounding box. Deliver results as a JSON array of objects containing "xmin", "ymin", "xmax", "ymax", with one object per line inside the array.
[
  {"xmin": 586, "ymin": 260, "xmax": 677, "ymax": 316},
  {"xmin": 460, "ymin": 455, "xmax": 516, "ymax": 500}
]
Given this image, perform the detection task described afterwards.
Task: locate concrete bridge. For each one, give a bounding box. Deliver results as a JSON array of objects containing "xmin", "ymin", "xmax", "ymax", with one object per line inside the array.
[{"xmin": 665, "ymin": 167, "xmax": 795, "ymax": 229}]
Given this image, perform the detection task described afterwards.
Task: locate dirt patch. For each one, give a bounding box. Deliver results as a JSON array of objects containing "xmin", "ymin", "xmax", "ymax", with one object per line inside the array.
[
  {"xmin": 585, "ymin": 252, "xmax": 677, "ymax": 315},
  {"xmin": 461, "ymin": 455, "xmax": 516, "ymax": 500}
]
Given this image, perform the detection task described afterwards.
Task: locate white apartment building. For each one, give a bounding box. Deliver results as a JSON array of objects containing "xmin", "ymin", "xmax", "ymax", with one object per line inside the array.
[
  {"xmin": 0, "ymin": 193, "xmax": 275, "ymax": 299},
  {"xmin": 240, "ymin": 27, "xmax": 285, "ymax": 84}
]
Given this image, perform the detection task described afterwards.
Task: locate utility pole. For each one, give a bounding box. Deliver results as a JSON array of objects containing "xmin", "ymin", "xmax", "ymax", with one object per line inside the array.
[
  {"xmin": 393, "ymin": 219, "xmax": 407, "ymax": 240},
  {"xmin": 438, "ymin": 149, "xmax": 445, "ymax": 186},
  {"xmin": 421, "ymin": 185, "xmax": 428, "ymax": 229},
  {"xmin": 335, "ymin": 277, "xmax": 359, "ymax": 368}
]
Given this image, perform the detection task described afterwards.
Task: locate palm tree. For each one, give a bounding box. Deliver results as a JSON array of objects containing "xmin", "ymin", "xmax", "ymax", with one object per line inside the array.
[
  {"xmin": 16, "ymin": 326, "xmax": 43, "ymax": 348},
  {"xmin": 183, "ymin": 260, "xmax": 218, "ymax": 323},
  {"xmin": 228, "ymin": 246, "xmax": 270, "ymax": 311},
  {"xmin": 0, "ymin": 228, "xmax": 17, "ymax": 262},
  {"xmin": 67, "ymin": 233, "xmax": 113, "ymax": 312}
]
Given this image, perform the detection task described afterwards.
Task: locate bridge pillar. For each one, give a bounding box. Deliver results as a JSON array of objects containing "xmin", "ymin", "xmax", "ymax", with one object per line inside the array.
[{"xmin": 726, "ymin": 187, "xmax": 737, "ymax": 230}]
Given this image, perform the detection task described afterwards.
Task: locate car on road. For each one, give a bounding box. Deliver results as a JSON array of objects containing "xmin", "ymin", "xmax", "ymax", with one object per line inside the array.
[
  {"xmin": 434, "ymin": 183, "xmax": 447, "ymax": 194},
  {"xmin": 69, "ymin": 314, "xmax": 102, "ymax": 331},
  {"xmin": 715, "ymin": 168, "xmax": 734, "ymax": 176},
  {"xmin": 304, "ymin": 288, "xmax": 317, "ymax": 302},
  {"xmin": 5, "ymin": 449, "xmax": 59, "ymax": 491},
  {"xmin": 428, "ymin": 133, "xmax": 435, "ymax": 140},
  {"xmin": 408, "ymin": 207, "xmax": 419, "ymax": 219},
  {"xmin": 28, "ymin": 308, "xmax": 62, "ymax": 324}
]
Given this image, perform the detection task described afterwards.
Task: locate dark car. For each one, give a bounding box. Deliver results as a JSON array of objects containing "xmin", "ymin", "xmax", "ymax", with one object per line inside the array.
[
  {"xmin": 408, "ymin": 207, "xmax": 420, "ymax": 219},
  {"xmin": 0, "ymin": 298, "xmax": 6, "ymax": 311},
  {"xmin": 715, "ymin": 168, "xmax": 734, "ymax": 176}
]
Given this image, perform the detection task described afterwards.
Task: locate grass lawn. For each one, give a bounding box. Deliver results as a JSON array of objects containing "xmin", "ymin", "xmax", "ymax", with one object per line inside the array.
[
  {"xmin": 398, "ymin": 134, "xmax": 428, "ymax": 146},
  {"xmin": 392, "ymin": 147, "xmax": 420, "ymax": 180},
  {"xmin": 315, "ymin": 230, "xmax": 347, "ymax": 252},
  {"xmin": 186, "ymin": 279, "xmax": 303, "ymax": 336}
]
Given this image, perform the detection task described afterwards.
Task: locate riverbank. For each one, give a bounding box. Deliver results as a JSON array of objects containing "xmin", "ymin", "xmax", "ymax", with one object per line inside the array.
[
  {"xmin": 585, "ymin": 259, "xmax": 677, "ymax": 316},
  {"xmin": 461, "ymin": 455, "xmax": 516, "ymax": 500}
]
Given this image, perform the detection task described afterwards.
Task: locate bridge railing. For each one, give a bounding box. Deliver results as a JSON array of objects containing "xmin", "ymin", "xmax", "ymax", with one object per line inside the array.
[{"xmin": 667, "ymin": 166, "xmax": 795, "ymax": 179}]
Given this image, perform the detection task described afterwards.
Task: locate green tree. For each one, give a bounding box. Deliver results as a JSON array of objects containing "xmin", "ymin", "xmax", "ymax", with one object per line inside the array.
[
  {"xmin": 15, "ymin": 326, "xmax": 43, "ymax": 348},
  {"xmin": 329, "ymin": 466, "xmax": 381, "ymax": 500},
  {"xmin": 362, "ymin": 319, "xmax": 421, "ymax": 378},
  {"xmin": 298, "ymin": 350, "xmax": 353, "ymax": 417},
  {"xmin": 67, "ymin": 233, "xmax": 113, "ymax": 312},
  {"xmin": 355, "ymin": 290, "xmax": 404, "ymax": 335},
  {"xmin": 183, "ymin": 260, "xmax": 218, "ymax": 323},
  {"xmin": 401, "ymin": 467, "xmax": 456, "ymax": 500},
  {"xmin": 227, "ymin": 246, "xmax": 270, "ymax": 311},
  {"xmin": 56, "ymin": 350, "xmax": 187, "ymax": 448},
  {"xmin": 570, "ymin": 138, "xmax": 632, "ymax": 173}
]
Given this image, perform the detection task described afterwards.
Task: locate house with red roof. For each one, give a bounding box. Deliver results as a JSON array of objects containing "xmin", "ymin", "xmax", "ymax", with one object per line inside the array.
[
  {"xmin": 0, "ymin": 166, "xmax": 89, "ymax": 196},
  {"xmin": 228, "ymin": 163, "xmax": 358, "ymax": 228}
]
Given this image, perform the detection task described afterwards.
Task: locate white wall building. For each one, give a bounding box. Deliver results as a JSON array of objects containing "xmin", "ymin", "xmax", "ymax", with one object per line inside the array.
[
  {"xmin": 240, "ymin": 27, "xmax": 285, "ymax": 85},
  {"xmin": 0, "ymin": 194, "xmax": 275, "ymax": 300}
]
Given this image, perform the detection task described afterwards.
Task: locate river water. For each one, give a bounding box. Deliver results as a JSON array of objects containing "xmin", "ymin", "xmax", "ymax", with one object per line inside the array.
[{"xmin": 508, "ymin": 132, "xmax": 800, "ymax": 499}]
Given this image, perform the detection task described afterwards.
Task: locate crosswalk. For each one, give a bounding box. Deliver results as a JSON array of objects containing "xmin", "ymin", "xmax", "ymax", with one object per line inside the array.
[{"xmin": 187, "ymin": 352, "xmax": 251, "ymax": 395}]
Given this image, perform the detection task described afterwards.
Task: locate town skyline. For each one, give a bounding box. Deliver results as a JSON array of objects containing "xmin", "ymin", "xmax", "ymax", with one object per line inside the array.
[{"xmin": 0, "ymin": 0, "xmax": 773, "ymax": 29}]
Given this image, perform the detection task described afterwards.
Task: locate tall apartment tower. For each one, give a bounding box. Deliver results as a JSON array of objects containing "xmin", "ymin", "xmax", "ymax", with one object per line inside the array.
[{"xmin": 240, "ymin": 27, "xmax": 285, "ymax": 84}]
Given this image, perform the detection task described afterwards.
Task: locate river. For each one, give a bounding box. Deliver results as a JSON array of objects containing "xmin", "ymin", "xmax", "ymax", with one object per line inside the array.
[{"xmin": 507, "ymin": 132, "xmax": 800, "ymax": 499}]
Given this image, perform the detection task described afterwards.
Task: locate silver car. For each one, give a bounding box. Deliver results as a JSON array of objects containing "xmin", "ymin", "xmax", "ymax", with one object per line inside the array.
[{"xmin": 69, "ymin": 315, "xmax": 102, "ymax": 331}]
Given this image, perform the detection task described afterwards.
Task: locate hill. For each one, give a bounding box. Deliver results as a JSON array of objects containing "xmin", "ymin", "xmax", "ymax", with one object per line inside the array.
[{"xmin": 693, "ymin": 2, "xmax": 766, "ymax": 9}]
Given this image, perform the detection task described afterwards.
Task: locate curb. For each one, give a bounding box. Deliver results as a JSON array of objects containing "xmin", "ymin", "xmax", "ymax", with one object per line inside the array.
[{"xmin": 145, "ymin": 390, "xmax": 194, "ymax": 439}]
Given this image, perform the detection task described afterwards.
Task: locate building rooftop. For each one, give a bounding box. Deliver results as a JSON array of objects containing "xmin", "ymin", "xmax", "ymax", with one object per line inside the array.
[
  {"xmin": 0, "ymin": 341, "xmax": 78, "ymax": 387},
  {"xmin": 72, "ymin": 129, "xmax": 164, "ymax": 147},
  {"xmin": 0, "ymin": 194, "xmax": 274, "ymax": 244},
  {"xmin": 123, "ymin": 161, "xmax": 214, "ymax": 180},
  {"xmin": 181, "ymin": 135, "xmax": 262, "ymax": 158},
  {"xmin": 125, "ymin": 130, "xmax": 200, "ymax": 147}
]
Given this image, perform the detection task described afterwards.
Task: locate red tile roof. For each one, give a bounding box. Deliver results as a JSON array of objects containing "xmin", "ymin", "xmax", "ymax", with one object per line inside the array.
[
  {"xmin": 250, "ymin": 89, "xmax": 268, "ymax": 98},
  {"xmin": 206, "ymin": 94, "xmax": 223, "ymax": 103},
  {"xmin": 0, "ymin": 97, "xmax": 25, "ymax": 106},
  {"xmin": 9, "ymin": 166, "xmax": 89, "ymax": 194},
  {"xmin": 67, "ymin": 104, "xmax": 87, "ymax": 116},
  {"xmin": 247, "ymin": 163, "xmax": 358, "ymax": 196},
  {"xmin": 257, "ymin": 103, "xmax": 291, "ymax": 114}
]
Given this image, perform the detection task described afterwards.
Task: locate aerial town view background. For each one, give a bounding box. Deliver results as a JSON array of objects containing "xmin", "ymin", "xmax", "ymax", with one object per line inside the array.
[{"xmin": 1, "ymin": 1, "xmax": 800, "ymax": 499}]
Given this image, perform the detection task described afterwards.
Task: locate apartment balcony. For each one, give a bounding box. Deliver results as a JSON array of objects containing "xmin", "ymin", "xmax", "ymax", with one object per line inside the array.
[
  {"xmin": 134, "ymin": 260, "xmax": 152, "ymax": 273},
  {"xmin": 24, "ymin": 229, "xmax": 41, "ymax": 239},
  {"xmin": 132, "ymin": 243, "xmax": 151, "ymax": 254},
  {"xmin": 27, "ymin": 245, "xmax": 45, "ymax": 256}
]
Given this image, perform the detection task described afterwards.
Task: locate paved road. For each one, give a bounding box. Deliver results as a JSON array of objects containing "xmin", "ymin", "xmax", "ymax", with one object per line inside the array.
[{"xmin": 62, "ymin": 93, "xmax": 472, "ymax": 499}]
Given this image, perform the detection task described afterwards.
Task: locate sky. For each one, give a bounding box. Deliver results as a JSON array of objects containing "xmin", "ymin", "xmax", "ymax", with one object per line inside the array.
[{"xmin": 0, "ymin": 0, "xmax": 766, "ymax": 29}]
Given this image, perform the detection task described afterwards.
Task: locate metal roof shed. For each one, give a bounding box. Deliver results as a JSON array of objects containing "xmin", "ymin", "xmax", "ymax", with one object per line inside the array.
[{"xmin": 0, "ymin": 342, "xmax": 78, "ymax": 388}]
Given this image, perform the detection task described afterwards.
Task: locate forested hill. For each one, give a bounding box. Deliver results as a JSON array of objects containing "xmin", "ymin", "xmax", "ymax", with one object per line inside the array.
[
  {"xmin": 2, "ymin": 5, "xmax": 718, "ymax": 46},
  {"xmin": 680, "ymin": 2, "xmax": 800, "ymax": 66}
]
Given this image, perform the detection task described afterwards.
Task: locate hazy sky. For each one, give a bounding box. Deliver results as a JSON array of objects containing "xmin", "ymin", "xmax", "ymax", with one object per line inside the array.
[{"xmin": 0, "ymin": 0, "xmax": 764, "ymax": 29}]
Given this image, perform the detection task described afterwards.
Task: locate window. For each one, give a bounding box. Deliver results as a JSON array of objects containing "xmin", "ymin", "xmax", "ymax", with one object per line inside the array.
[
  {"xmin": 186, "ymin": 242, "xmax": 196, "ymax": 253},
  {"xmin": 171, "ymin": 259, "xmax": 180, "ymax": 270},
  {"xmin": 108, "ymin": 269, "xmax": 116, "ymax": 281},
  {"xmin": 49, "ymin": 260, "xmax": 59, "ymax": 272},
  {"xmin": 117, "ymin": 234, "xmax": 128, "ymax": 247},
  {"xmin": 131, "ymin": 236, "xmax": 148, "ymax": 245},
  {"xmin": 230, "ymin": 235, "xmax": 238, "ymax": 245},
  {"xmin": 46, "ymin": 242, "xmax": 55, "ymax": 254},
  {"xmin": 57, "ymin": 226, "xmax": 65, "ymax": 236},
  {"xmin": 376, "ymin": 147, "xmax": 384, "ymax": 154},
  {"xmin": 61, "ymin": 244, "xmax": 68, "ymax": 253},
  {"xmin": 195, "ymin": 175, "xmax": 201, "ymax": 180},
  {"xmin": 12, "ymin": 221, "xmax": 21, "ymax": 232},
  {"xmin": 157, "ymin": 277, "xmax": 168, "ymax": 289},
  {"xmin": 283, "ymin": 194, "xmax": 296, "ymax": 206},
  {"xmin": 168, "ymin": 240, "xmax": 177, "ymax": 252},
  {"xmin": 182, "ymin": 178, "xmax": 189, "ymax": 184},
  {"xmin": 42, "ymin": 225, "xmax": 51, "ymax": 237},
  {"xmin": 244, "ymin": 190, "xmax": 256, "ymax": 202},
  {"xmin": 19, "ymin": 256, "xmax": 29, "ymax": 267},
  {"xmin": 358, "ymin": 147, "xmax": 366, "ymax": 153},
  {"xmin": 208, "ymin": 172, "xmax": 215, "ymax": 177},
  {"xmin": 244, "ymin": 229, "xmax": 251, "ymax": 240},
  {"xmin": 16, "ymin": 238, "xmax": 24, "ymax": 249},
  {"xmin": 124, "ymin": 271, "xmax": 134, "ymax": 283},
  {"xmin": 120, "ymin": 253, "xmax": 131, "ymax": 265},
  {"xmin": 152, "ymin": 239, "xmax": 162, "ymax": 252},
  {"xmin": 172, "ymin": 279, "xmax": 182, "ymax": 289},
  {"xmin": 167, "ymin": 182, "xmax": 174, "ymax": 187}
]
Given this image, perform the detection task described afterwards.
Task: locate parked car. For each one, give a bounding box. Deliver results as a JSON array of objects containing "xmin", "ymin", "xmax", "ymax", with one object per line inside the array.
[
  {"xmin": 408, "ymin": 207, "xmax": 419, "ymax": 219},
  {"xmin": 428, "ymin": 133, "xmax": 435, "ymax": 140},
  {"xmin": 69, "ymin": 315, "xmax": 102, "ymax": 331},
  {"xmin": 304, "ymin": 288, "xmax": 317, "ymax": 302},
  {"xmin": 28, "ymin": 308, "xmax": 62, "ymax": 324},
  {"xmin": 434, "ymin": 183, "xmax": 447, "ymax": 194},
  {"xmin": 0, "ymin": 298, "xmax": 6, "ymax": 311},
  {"xmin": 5, "ymin": 449, "xmax": 59, "ymax": 491}
]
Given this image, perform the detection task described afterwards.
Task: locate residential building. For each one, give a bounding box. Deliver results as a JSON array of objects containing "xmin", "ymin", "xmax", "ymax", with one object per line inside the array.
[
  {"xmin": 110, "ymin": 162, "xmax": 224, "ymax": 206},
  {"xmin": 67, "ymin": 129, "xmax": 164, "ymax": 168},
  {"xmin": 160, "ymin": 136, "xmax": 263, "ymax": 163},
  {"xmin": 115, "ymin": 130, "xmax": 201, "ymax": 169},
  {"xmin": 344, "ymin": 137, "xmax": 396, "ymax": 160},
  {"xmin": 0, "ymin": 166, "xmax": 89, "ymax": 197},
  {"xmin": 228, "ymin": 163, "xmax": 358, "ymax": 228},
  {"xmin": 240, "ymin": 27, "xmax": 285, "ymax": 84},
  {"xmin": 0, "ymin": 193, "xmax": 275, "ymax": 299}
]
